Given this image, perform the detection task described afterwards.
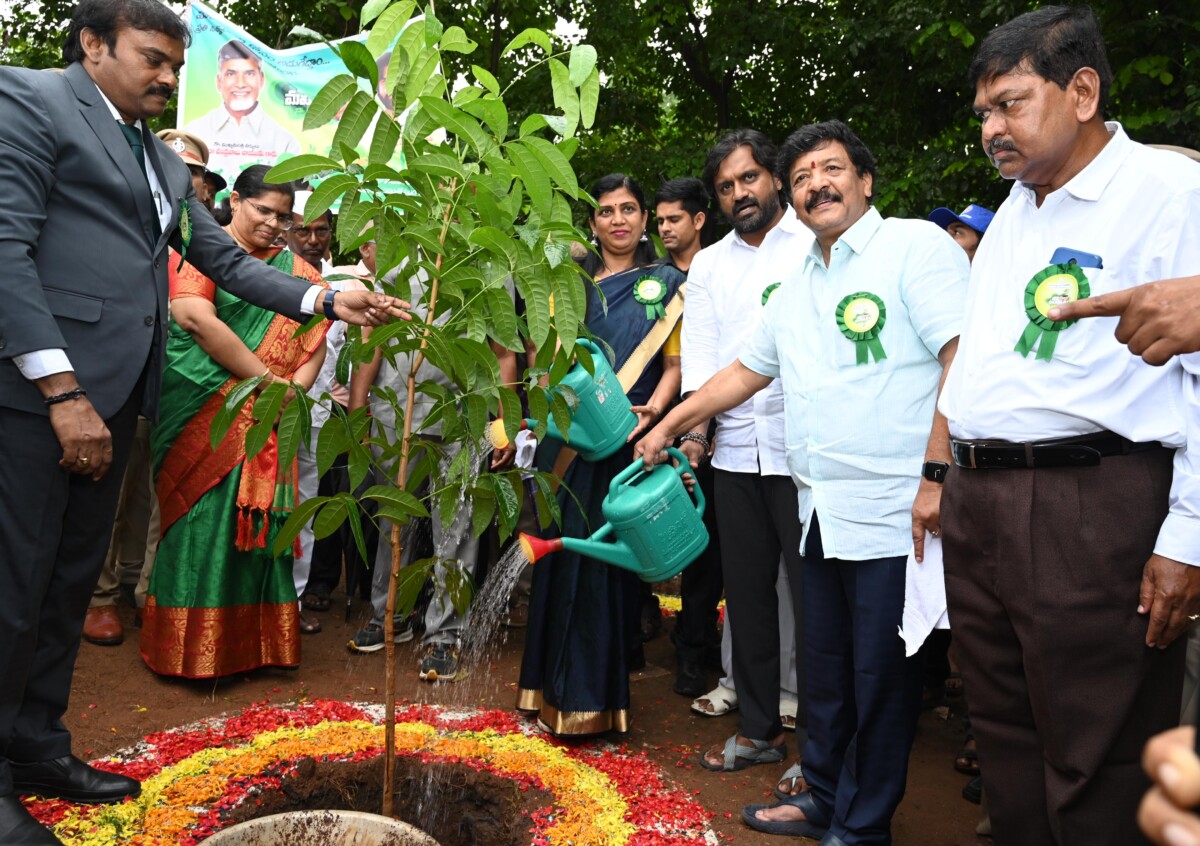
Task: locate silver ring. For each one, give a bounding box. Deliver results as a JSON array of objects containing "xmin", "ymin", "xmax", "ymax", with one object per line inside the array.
[{"xmin": 930, "ymin": 529, "xmax": 939, "ymax": 537}]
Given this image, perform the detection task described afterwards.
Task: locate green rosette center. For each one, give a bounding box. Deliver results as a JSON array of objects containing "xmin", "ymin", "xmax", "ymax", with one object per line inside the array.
[
  {"xmin": 1014, "ymin": 262, "xmax": 1091, "ymax": 361},
  {"xmin": 633, "ymin": 275, "xmax": 667, "ymax": 320},
  {"xmin": 835, "ymin": 291, "xmax": 887, "ymax": 365}
]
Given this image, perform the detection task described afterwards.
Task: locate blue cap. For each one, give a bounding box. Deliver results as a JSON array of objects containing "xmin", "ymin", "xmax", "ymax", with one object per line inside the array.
[{"xmin": 928, "ymin": 203, "xmax": 994, "ymax": 235}]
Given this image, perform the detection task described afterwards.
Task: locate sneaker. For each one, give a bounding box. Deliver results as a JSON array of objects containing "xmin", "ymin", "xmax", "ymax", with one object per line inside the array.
[
  {"xmin": 347, "ymin": 620, "xmax": 414, "ymax": 654},
  {"xmin": 418, "ymin": 643, "xmax": 462, "ymax": 681}
]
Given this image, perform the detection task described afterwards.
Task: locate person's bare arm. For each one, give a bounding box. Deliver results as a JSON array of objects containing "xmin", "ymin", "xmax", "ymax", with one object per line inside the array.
[
  {"xmin": 629, "ymin": 354, "xmax": 681, "ymax": 440},
  {"xmin": 911, "ymin": 337, "xmax": 958, "ymax": 562},
  {"xmin": 634, "ymin": 359, "xmax": 770, "ymax": 468},
  {"xmin": 171, "ymin": 297, "xmax": 276, "ymax": 380}
]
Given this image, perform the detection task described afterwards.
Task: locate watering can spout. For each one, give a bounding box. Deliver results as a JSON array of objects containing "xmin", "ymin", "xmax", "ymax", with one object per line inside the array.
[{"xmin": 517, "ymin": 532, "xmax": 640, "ymax": 574}]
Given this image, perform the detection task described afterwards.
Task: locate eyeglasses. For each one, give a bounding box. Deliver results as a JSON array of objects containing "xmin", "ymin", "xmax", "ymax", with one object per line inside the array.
[{"xmin": 246, "ymin": 200, "xmax": 294, "ymax": 230}]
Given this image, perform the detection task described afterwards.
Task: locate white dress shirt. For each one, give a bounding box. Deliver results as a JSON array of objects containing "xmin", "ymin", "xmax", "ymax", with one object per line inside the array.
[
  {"xmin": 681, "ymin": 209, "xmax": 808, "ymax": 476},
  {"xmin": 741, "ymin": 208, "xmax": 968, "ymax": 560},
  {"xmin": 185, "ymin": 104, "xmax": 301, "ymax": 188},
  {"xmin": 16, "ymin": 84, "xmax": 320, "ymax": 383},
  {"xmin": 939, "ymin": 123, "xmax": 1200, "ymax": 563}
]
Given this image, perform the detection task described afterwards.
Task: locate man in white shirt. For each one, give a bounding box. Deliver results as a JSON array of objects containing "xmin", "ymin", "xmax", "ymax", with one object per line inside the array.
[
  {"xmin": 683, "ymin": 130, "xmax": 806, "ymax": 775},
  {"xmin": 184, "ymin": 40, "xmax": 300, "ymax": 189},
  {"xmin": 639, "ymin": 119, "xmax": 967, "ymax": 845},
  {"xmin": 937, "ymin": 7, "xmax": 1200, "ymax": 845}
]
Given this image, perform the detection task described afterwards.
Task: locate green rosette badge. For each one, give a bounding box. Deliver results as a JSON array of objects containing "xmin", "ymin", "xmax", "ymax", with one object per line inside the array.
[
  {"xmin": 1014, "ymin": 263, "xmax": 1090, "ymax": 361},
  {"xmin": 761, "ymin": 282, "xmax": 781, "ymax": 306},
  {"xmin": 176, "ymin": 198, "xmax": 192, "ymax": 270},
  {"xmin": 633, "ymin": 275, "xmax": 667, "ymax": 320},
  {"xmin": 836, "ymin": 291, "xmax": 887, "ymax": 365}
]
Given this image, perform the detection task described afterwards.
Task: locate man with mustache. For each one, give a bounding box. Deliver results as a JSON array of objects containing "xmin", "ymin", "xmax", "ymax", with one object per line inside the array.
[
  {"xmin": 185, "ymin": 39, "xmax": 300, "ymax": 190},
  {"xmin": 0, "ymin": 2, "xmax": 409, "ymax": 841},
  {"xmin": 937, "ymin": 7, "xmax": 1200, "ymax": 845},
  {"xmin": 682, "ymin": 129, "xmax": 807, "ymax": 781},
  {"xmin": 638, "ymin": 119, "xmax": 968, "ymax": 844}
]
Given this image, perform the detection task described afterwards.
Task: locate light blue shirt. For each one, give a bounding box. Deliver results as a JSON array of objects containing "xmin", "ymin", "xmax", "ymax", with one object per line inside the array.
[{"xmin": 740, "ymin": 207, "xmax": 968, "ymax": 560}]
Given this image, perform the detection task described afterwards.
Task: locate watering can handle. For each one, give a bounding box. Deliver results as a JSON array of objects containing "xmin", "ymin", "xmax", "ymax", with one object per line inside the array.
[{"xmin": 609, "ymin": 447, "xmax": 706, "ymax": 517}]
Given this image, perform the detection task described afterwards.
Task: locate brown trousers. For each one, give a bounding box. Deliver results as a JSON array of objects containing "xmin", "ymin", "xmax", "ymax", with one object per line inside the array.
[{"xmin": 942, "ymin": 447, "xmax": 1183, "ymax": 846}]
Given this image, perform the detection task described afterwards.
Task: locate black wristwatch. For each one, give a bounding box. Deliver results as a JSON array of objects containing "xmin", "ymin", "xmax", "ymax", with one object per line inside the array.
[
  {"xmin": 922, "ymin": 460, "xmax": 949, "ymax": 483},
  {"xmin": 322, "ymin": 290, "xmax": 338, "ymax": 320}
]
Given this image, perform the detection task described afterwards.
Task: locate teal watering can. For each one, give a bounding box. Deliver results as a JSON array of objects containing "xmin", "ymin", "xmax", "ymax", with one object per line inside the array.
[
  {"xmin": 519, "ymin": 448, "xmax": 709, "ymax": 582},
  {"xmin": 488, "ymin": 339, "xmax": 637, "ymax": 462}
]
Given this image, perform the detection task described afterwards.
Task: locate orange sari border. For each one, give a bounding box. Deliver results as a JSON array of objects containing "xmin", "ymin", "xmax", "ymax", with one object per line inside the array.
[{"xmin": 139, "ymin": 597, "xmax": 301, "ymax": 679}]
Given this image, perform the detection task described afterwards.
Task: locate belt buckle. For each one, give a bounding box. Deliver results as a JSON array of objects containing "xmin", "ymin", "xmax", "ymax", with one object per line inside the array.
[{"xmin": 968, "ymin": 444, "xmax": 977, "ymax": 470}]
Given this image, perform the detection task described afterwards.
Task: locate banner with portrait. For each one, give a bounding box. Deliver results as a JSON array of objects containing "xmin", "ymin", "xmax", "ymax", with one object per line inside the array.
[{"xmin": 177, "ymin": 0, "xmax": 405, "ymax": 201}]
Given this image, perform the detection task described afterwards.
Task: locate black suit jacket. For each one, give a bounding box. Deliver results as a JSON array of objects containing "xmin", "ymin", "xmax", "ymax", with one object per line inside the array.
[{"xmin": 0, "ymin": 62, "xmax": 315, "ymax": 420}]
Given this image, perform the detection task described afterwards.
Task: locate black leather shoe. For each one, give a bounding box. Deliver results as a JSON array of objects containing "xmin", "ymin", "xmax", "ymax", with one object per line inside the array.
[
  {"xmin": 11, "ymin": 755, "xmax": 140, "ymax": 804},
  {"xmin": 0, "ymin": 793, "xmax": 63, "ymax": 844},
  {"xmin": 673, "ymin": 654, "xmax": 708, "ymax": 698}
]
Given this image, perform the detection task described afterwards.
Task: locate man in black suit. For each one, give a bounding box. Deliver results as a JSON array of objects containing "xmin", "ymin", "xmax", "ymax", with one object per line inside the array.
[{"xmin": 0, "ymin": 2, "xmax": 407, "ymax": 842}]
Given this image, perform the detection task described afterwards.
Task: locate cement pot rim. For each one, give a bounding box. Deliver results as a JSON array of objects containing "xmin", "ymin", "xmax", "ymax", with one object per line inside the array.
[{"xmin": 202, "ymin": 809, "xmax": 442, "ymax": 846}]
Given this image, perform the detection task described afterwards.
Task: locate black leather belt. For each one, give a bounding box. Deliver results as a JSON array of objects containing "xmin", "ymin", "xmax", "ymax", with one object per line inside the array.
[{"xmin": 951, "ymin": 431, "xmax": 1159, "ymax": 470}]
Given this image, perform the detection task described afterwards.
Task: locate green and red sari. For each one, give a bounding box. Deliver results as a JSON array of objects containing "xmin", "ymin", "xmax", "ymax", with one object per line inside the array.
[{"xmin": 140, "ymin": 248, "xmax": 327, "ymax": 678}]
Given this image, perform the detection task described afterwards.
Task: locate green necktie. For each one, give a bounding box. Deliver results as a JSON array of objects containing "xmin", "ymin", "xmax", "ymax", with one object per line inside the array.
[
  {"xmin": 118, "ymin": 122, "xmax": 161, "ymax": 243},
  {"xmin": 118, "ymin": 122, "xmax": 146, "ymax": 176}
]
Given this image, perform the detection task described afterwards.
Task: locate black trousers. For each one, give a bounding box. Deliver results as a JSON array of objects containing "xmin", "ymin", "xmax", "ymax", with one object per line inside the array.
[
  {"xmin": 713, "ymin": 469, "xmax": 804, "ymax": 742},
  {"xmin": 0, "ymin": 393, "xmax": 140, "ymax": 794},
  {"xmin": 674, "ymin": 458, "xmax": 723, "ymax": 657}
]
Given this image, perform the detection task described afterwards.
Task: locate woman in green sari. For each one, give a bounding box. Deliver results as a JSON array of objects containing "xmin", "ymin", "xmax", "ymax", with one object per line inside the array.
[{"xmin": 141, "ymin": 165, "xmax": 328, "ymax": 678}]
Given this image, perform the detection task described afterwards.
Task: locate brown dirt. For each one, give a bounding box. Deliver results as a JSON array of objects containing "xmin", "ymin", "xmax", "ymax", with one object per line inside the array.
[{"xmin": 70, "ymin": 598, "xmax": 990, "ymax": 845}]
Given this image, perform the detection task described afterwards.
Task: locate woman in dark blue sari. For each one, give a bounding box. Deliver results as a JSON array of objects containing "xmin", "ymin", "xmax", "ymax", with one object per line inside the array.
[{"xmin": 517, "ymin": 174, "xmax": 685, "ymax": 736}]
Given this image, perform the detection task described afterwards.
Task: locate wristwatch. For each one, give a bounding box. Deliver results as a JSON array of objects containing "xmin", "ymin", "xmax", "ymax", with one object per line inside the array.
[
  {"xmin": 922, "ymin": 460, "xmax": 949, "ymax": 483},
  {"xmin": 322, "ymin": 290, "xmax": 338, "ymax": 320}
]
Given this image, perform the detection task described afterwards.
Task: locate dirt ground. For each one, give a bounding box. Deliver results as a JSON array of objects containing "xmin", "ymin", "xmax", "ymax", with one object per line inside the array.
[{"xmin": 70, "ymin": 596, "xmax": 990, "ymax": 845}]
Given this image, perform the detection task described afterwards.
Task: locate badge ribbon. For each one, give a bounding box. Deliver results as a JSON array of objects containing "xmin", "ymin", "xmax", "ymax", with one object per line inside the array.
[
  {"xmin": 836, "ymin": 291, "xmax": 887, "ymax": 365},
  {"xmin": 1014, "ymin": 263, "xmax": 1090, "ymax": 361},
  {"xmin": 633, "ymin": 275, "xmax": 667, "ymax": 320},
  {"xmin": 761, "ymin": 282, "xmax": 781, "ymax": 305},
  {"xmin": 176, "ymin": 198, "xmax": 192, "ymax": 271}
]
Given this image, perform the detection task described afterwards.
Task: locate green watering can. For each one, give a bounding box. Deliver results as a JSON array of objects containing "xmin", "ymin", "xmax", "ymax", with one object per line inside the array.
[
  {"xmin": 488, "ymin": 339, "xmax": 637, "ymax": 462},
  {"xmin": 519, "ymin": 447, "xmax": 709, "ymax": 582}
]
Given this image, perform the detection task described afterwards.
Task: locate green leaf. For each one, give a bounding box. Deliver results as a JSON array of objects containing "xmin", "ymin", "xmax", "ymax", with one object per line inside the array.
[
  {"xmin": 340, "ymin": 40, "xmax": 379, "ymax": 91},
  {"xmin": 368, "ymin": 113, "xmax": 401, "ymax": 165},
  {"xmin": 494, "ymin": 470, "xmax": 521, "ymax": 535},
  {"xmin": 485, "ymin": 285, "xmax": 520, "ymax": 349},
  {"xmin": 463, "ymin": 97, "xmax": 508, "ymax": 142},
  {"xmin": 498, "ymin": 387, "xmax": 522, "ymax": 445},
  {"xmin": 360, "ymin": 0, "xmax": 391, "ymax": 26},
  {"xmin": 404, "ymin": 46, "xmax": 441, "ymax": 106},
  {"xmin": 579, "ymin": 67, "xmax": 600, "ymax": 130},
  {"xmin": 275, "ymin": 399, "xmax": 308, "ymax": 467},
  {"xmin": 312, "ymin": 496, "xmax": 348, "ymax": 540},
  {"xmin": 273, "ymin": 496, "xmax": 329, "ymax": 556},
  {"xmin": 452, "ymin": 85, "xmax": 483, "ymax": 107},
  {"xmin": 506, "ymin": 140, "xmax": 552, "ymax": 220},
  {"xmin": 522, "ymin": 136, "xmax": 579, "ymax": 198},
  {"xmin": 567, "ymin": 44, "xmax": 597, "ymax": 86},
  {"xmin": 304, "ymin": 74, "xmax": 358, "ymax": 131},
  {"xmin": 404, "ymin": 150, "xmax": 466, "ymax": 181},
  {"xmin": 549, "ymin": 388, "xmax": 573, "ymax": 441},
  {"xmin": 471, "ymin": 484, "xmax": 497, "ymax": 538},
  {"xmin": 548, "ymin": 59, "xmax": 579, "ymax": 138},
  {"xmin": 366, "ymin": 1, "xmax": 417, "ymax": 55},
  {"xmin": 469, "ymin": 226, "xmax": 518, "ymax": 267},
  {"xmin": 472, "ymin": 64, "xmax": 499, "ymax": 96},
  {"xmin": 501, "ymin": 27, "xmax": 552, "ymax": 57},
  {"xmin": 307, "ymin": 174, "xmax": 360, "ymax": 223},
  {"xmin": 417, "ymin": 96, "xmax": 490, "ymax": 157},
  {"xmin": 247, "ymin": 382, "xmax": 288, "ymax": 457},
  {"xmin": 345, "ymin": 498, "xmax": 370, "ymax": 565},
  {"xmin": 440, "ymin": 25, "xmax": 476, "ymax": 53},
  {"xmin": 265, "ymin": 154, "xmax": 341, "ymax": 183},
  {"xmin": 423, "ymin": 5, "xmax": 443, "ymax": 47},
  {"xmin": 316, "ymin": 417, "xmax": 352, "ymax": 476},
  {"xmin": 210, "ymin": 378, "xmax": 258, "ymax": 450},
  {"xmin": 331, "ymin": 91, "xmax": 379, "ymax": 156},
  {"xmin": 527, "ymin": 387, "xmax": 550, "ymax": 440},
  {"xmin": 362, "ymin": 484, "xmax": 429, "ymax": 517},
  {"xmin": 463, "ymin": 394, "xmax": 488, "ymax": 441},
  {"xmin": 533, "ymin": 471, "xmax": 562, "ymax": 529},
  {"xmin": 518, "ymin": 113, "xmax": 547, "ymax": 138}
]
